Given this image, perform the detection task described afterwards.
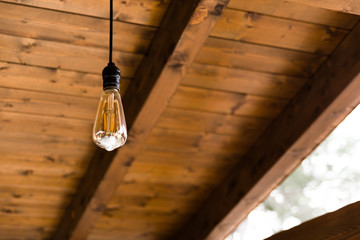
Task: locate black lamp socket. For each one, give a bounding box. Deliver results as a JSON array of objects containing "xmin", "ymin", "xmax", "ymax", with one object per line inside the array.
[{"xmin": 102, "ymin": 62, "xmax": 120, "ymax": 90}]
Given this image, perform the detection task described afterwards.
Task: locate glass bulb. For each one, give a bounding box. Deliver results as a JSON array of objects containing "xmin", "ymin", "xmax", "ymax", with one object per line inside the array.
[{"xmin": 93, "ymin": 87, "xmax": 127, "ymax": 151}]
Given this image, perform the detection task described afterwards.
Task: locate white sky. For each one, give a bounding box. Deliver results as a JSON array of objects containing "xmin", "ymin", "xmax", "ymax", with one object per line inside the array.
[{"xmin": 226, "ymin": 105, "xmax": 360, "ymax": 240}]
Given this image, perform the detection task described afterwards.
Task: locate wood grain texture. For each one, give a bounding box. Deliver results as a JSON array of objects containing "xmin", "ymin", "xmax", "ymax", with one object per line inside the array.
[
  {"xmin": 0, "ymin": 225, "xmax": 54, "ymax": 240},
  {"xmin": 123, "ymin": 161, "xmax": 232, "ymax": 186},
  {"xmin": 173, "ymin": 21, "xmax": 360, "ymax": 240},
  {"xmin": 107, "ymin": 194, "xmax": 206, "ymax": 215},
  {"xmin": 182, "ymin": 63, "xmax": 306, "ymax": 99},
  {"xmin": 0, "ymin": 174, "xmax": 78, "ymax": 192},
  {"xmin": 0, "ymin": 156, "xmax": 85, "ymax": 179},
  {"xmin": 0, "ymin": 142, "xmax": 94, "ymax": 169},
  {"xmin": 0, "ymin": 215, "xmax": 58, "ymax": 228},
  {"xmin": 228, "ymin": 0, "xmax": 359, "ymax": 29},
  {"xmin": 0, "ymin": 0, "xmax": 356, "ymax": 239},
  {"xmin": 140, "ymin": 148, "xmax": 241, "ymax": 168},
  {"xmin": 0, "ymin": 33, "xmax": 142, "ymax": 77},
  {"xmin": 0, "ymin": 87, "xmax": 98, "ymax": 120},
  {"xmin": 169, "ymin": 86, "xmax": 288, "ymax": 118},
  {"xmin": 145, "ymin": 127, "xmax": 252, "ymax": 155},
  {"xmin": 115, "ymin": 180, "xmax": 214, "ymax": 200},
  {"xmin": 0, "ymin": 111, "xmax": 92, "ymax": 141},
  {"xmin": 94, "ymin": 215, "xmax": 188, "ymax": 235},
  {"xmin": 157, "ymin": 108, "xmax": 270, "ymax": 136},
  {"xmin": 289, "ymin": 0, "xmax": 360, "ymax": 15},
  {"xmin": 0, "ymin": 205, "xmax": 63, "ymax": 218},
  {"xmin": 88, "ymin": 232, "xmax": 167, "ymax": 240},
  {"xmin": 212, "ymin": 9, "xmax": 348, "ymax": 54},
  {"xmin": 53, "ymin": 0, "xmax": 231, "ymax": 239},
  {"xmin": 1, "ymin": 0, "xmax": 170, "ymax": 26},
  {"xmin": 0, "ymin": 2, "xmax": 155, "ymax": 53},
  {"xmin": 91, "ymin": 195, "xmax": 205, "ymax": 240},
  {"xmin": 266, "ymin": 201, "xmax": 360, "ymax": 240},
  {"xmin": 0, "ymin": 187, "xmax": 73, "ymax": 207},
  {"xmin": 0, "ymin": 131, "xmax": 95, "ymax": 159},
  {"xmin": 0, "ymin": 62, "xmax": 130, "ymax": 97},
  {"xmin": 196, "ymin": 37, "xmax": 327, "ymax": 77}
]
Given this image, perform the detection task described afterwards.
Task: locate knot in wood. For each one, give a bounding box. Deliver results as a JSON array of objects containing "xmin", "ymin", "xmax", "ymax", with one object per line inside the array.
[
  {"xmin": 168, "ymin": 52, "xmax": 187, "ymax": 69},
  {"xmin": 213, "ymin": 3, "xmax": 225, "ymax": 16},
  {"xmin": 190, "ymin": 6, "xmax": 208, "ymax": 25}
]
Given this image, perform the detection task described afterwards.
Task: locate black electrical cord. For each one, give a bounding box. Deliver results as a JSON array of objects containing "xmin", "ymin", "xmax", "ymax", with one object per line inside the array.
[
  {"xmin": 109, "ymin": 0, "xmax": 113, "ymax": 63},
  {"xmin": 102, "ymin": 0, "xmax": 120, "ymax": 90}
]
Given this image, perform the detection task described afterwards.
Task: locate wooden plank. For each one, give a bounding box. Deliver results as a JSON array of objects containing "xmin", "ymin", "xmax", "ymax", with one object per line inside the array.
[
  {"xmin": 98, "ymin": 211, "xmax": 191, "ymax": 225},
  {"xmin": 0, "ymin": 131, "xmax": 96, "ymax": 162},
  {"xmin": 0, "ymin": 131, "xmax": 93, "ymax": 150},
  {"xmin": 0, "ymin": 157, "xmax": 85, "ymax": 179},
  {"xmin": 0, "ymin": 215, "xmax": 58, "ymax": 228},
  {"xmin": 0, "ymin": 62, "xmax": 130, "ymax": 97},
  {"xmin": 196, "ymin": 37, "xmax": 326, "ymax": 77},
  {"xmin": 228, "ymin": 0, "xmax": 359, "ymax": 29},
  {"xmin": 0, "ymin": 111, "xmax": 92, "ymax": 141},
  {"xmin": 89, "ymin": 232, "xmax": 167, "ymax": 240},
  {"xmin": 0, "ymin": 111, "xmax": 91, "ymax": 184},
  {"xmin": 266, "ymin": 201, "xmax": 360, "ymax": 240},
  {"xmin": 92, "ymin": 200, "xmax": 201, "ymax": 239},
  {"xmin": 141, "ymin": 148, "xmax": 241, "ymax": 165},
  {"xmin": 0, "ymin": 33, "xmax": 142, "ymax": 77},
  {"xmin": 169, "ymin": 86, "xmax": 288, "ymax": 118},
  {"xmin": 0, "ymin": 205, "xmax": 62, "ymax": 218},
  {"xmin": 0, "ymin": 2, "xmax": 155, "ymax": 54},
  {"xmin": 173, "ymin": 20, "xmax": 360, "ymax": 240},
  {"xmin": 89, "ymin": 230, "xmax": 171, "ymax": 240},
  {"xmin": 289, "ymin": 0, "xmax": 360, "ymax": 15},
  {"xmin": 0, "ymin": 227, "xmax": 52, "ymax": 240},
  {"xmin": 0, "ymin": 226, "xmax": 54, "ymax": 239},
  {"xmin": 212, "ymin": 9, "xmax": 348, "ymax": 54},
  {"xmin": 145, "ymin": 127, "xmax": 252, "ymax": 155},
  {"xmin": 107, "ymin": 195, "xmax": 203, "ymax": 216},
  {"xmin": 91, "ymin": 231, "xmax": 170, "ymax": 240},
  {"xmin": 124, "ymin": 160, "xmax": 233, "ymax": 185},
  {"xmin": 0, "ymin": 148, "xmax": 93, "ymax": 169},
  {"xmin": 0, "ymin": 62, "xmax": 101, "ymax": 98},
  {"xmin": 0, "ymin": 187, "xmax": 73, "ymax": 207},
  {"xmin": 53, "ymin": 0, "xmax": 231, "ymax": 239},
  {"xmin": 94, "ymin": 216, "xmax": 186, "ymax": 234},
  {"xmin": 157, "ymin": 108, "xmax": 270, "ymax": 137},
  {"xmin": 1, "ymin": 0, "xmax": 170, "ymax": 26},
  {"xmin": 116, "ymin": 181, "xmax": 214, "ymax": 200},
  {"xmin": 0, "ymin": 178, "xmax": 70, "ymax": 238},
  {"xmin": 0, "ymin": 153, "xmax": 92, "ymax": 174},
  {"xmin": 0, "ymin": 174, "xmax": 79, "ymax": 192},
  {"xmin": 182, "ymin": 63, "xmax": 306, "ymax": 99},
  {"xmin": 91, "ymin": 194, "xmax": 203, "ymax": 239},
  {"xmin": 137, "ymin": 146, "xmax": 242, "ymax": 167},
  {"xmin": 0, "ymin": 87, "xmax": 98, "ymax": 120}
]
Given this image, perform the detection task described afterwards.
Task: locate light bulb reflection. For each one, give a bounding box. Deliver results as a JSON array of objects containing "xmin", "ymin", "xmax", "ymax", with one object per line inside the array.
[{"xmin": 93, "ymin": 87, "xmax": 127, "ymax": 151}]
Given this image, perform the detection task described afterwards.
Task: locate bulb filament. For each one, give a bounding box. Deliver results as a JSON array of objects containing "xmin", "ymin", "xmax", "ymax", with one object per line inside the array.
[{"xmin": 104, "ymin": 92, "xmax": 115, "ymax": 133}]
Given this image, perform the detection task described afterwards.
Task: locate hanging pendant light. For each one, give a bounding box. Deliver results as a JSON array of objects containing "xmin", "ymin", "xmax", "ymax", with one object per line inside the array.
[{"xmin": 92, "ymin": 0, "xmax": 127, "ymax": 151}]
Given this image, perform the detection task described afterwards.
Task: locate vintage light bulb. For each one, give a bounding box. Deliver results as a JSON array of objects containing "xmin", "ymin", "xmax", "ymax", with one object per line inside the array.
[{"xmin": 93, "ymin": 63, "xmax": 127, "ymax": 151}]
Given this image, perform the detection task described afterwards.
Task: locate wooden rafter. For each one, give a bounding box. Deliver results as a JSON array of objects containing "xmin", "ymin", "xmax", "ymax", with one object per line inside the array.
[
  {"xmin": 290, "ymin": 0, "xmax": 360, "ymax": 15},
  {"xmin": 173, "ymin": 21, "xmax": 360, "ymax": 240},
  {"xmin": 266, "ymin": 201, "xmax": 360, "ymax": 240},
  {"xmin": 52, "ymin": 0, "xmax": 230, "ymax": 239}
]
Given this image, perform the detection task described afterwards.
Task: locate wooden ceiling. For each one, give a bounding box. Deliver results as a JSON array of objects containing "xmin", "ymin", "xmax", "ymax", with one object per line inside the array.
[{"xmin": 0, "ymin": 0, "xmax": 360, "ymax": 239}]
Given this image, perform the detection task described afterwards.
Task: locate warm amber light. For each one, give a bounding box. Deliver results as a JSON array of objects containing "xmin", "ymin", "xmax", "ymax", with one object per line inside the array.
[{"xmin": 92, "ymin": 87, "xmax": 127, "ymax": 151}]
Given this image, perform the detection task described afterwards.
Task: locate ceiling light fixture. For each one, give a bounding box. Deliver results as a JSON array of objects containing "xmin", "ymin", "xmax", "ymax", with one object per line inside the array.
[{"xmin": 92, "ymin": 0, "xmax": 127, "ymax": 151}]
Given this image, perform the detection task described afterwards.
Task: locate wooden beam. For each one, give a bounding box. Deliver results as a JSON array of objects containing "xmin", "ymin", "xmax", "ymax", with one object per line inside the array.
[
  {"xmin": 52, "ymin": 0, "xmax": 230, "ymax": 239},
  {"xmin": 266, "ymin": 201, "xmax": 360, "ymax": 240},
  {"xmin": 289, "ymin": 0, "xmax": 360, "ymax": 15},
  {"xmin": 173, "ymin": 21, "xmax": 360, "ymax": 240}
]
